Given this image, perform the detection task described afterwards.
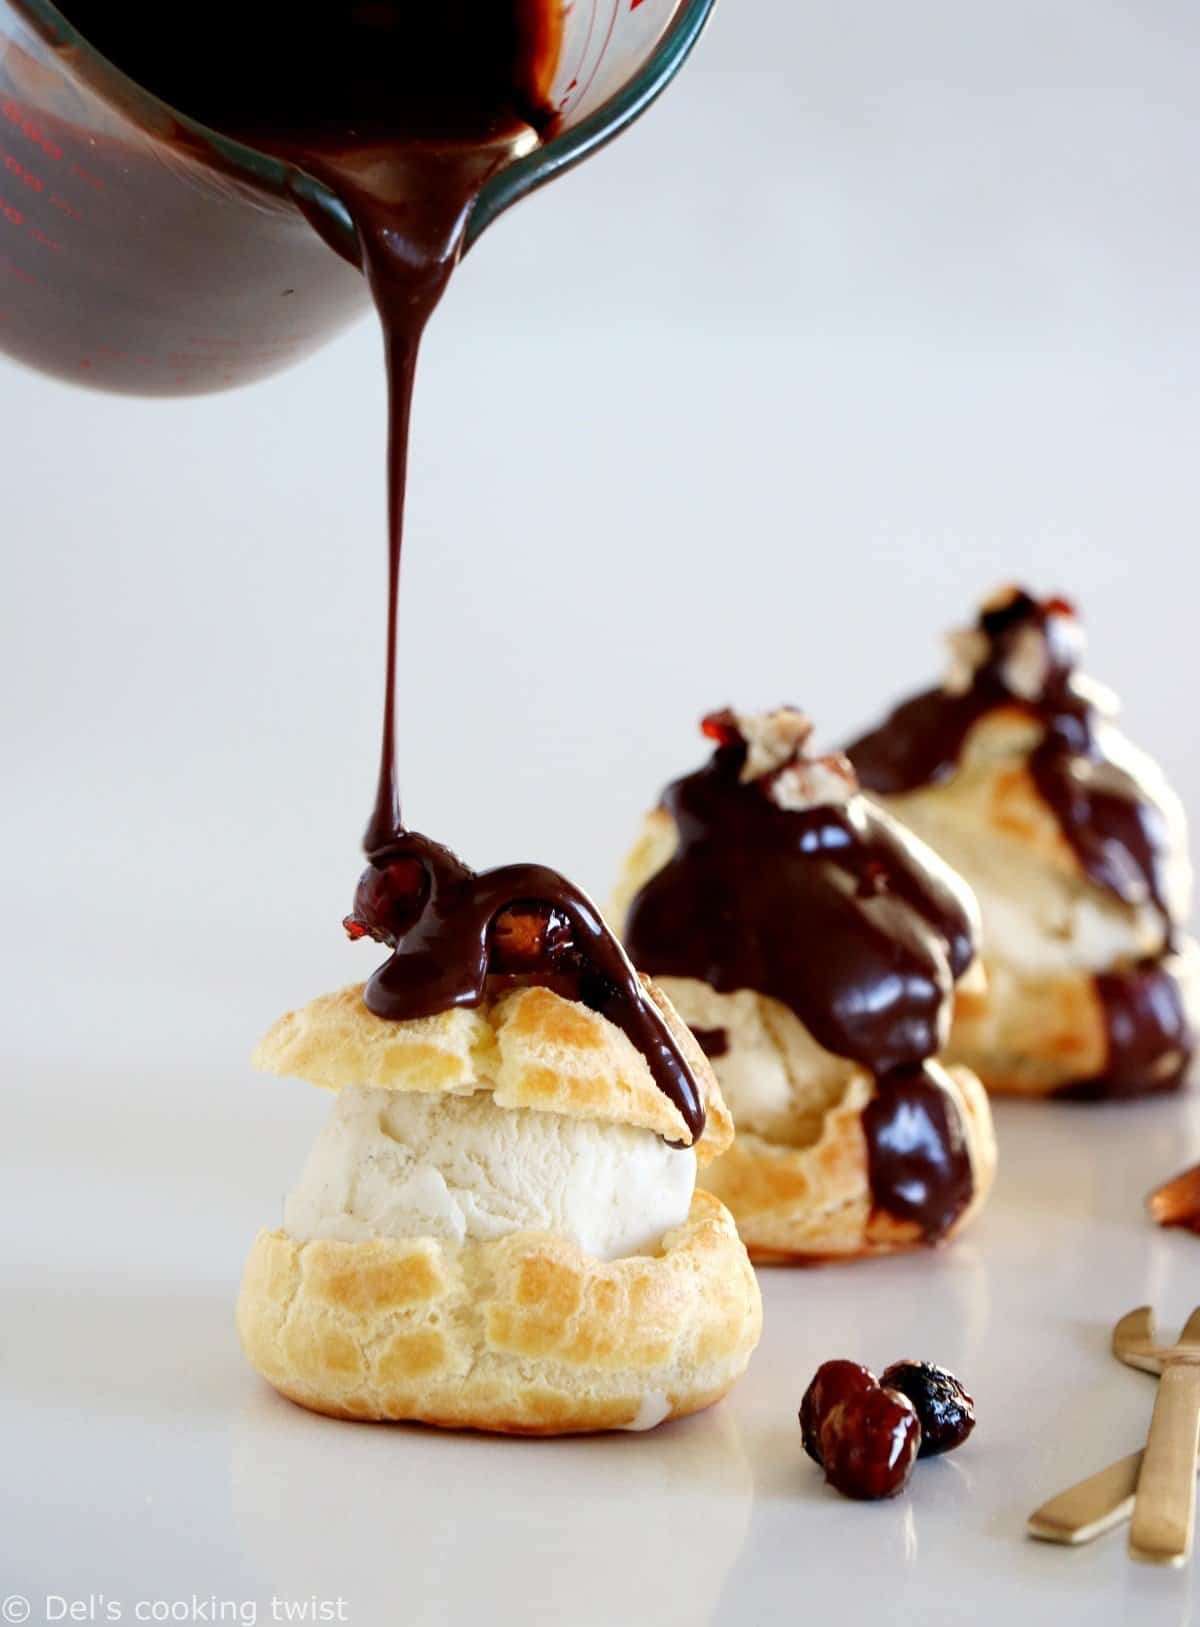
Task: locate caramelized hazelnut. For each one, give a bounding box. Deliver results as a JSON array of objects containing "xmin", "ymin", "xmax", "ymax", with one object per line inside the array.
[
  {"xmin": 700, "ymin": 708, "xmax": 743, "ymax": 749},
  {"xmin": 799, "ymin": 1360, "xmax": 878, "ymax": 1467},
  {"xmin": 489, "ymin": 903, "xmax": 574, "ymax": 973},
  {"xmin": 819, "ymin": 1387, "xmax": 922, "ymax": 1501},
  {"xmin": 1150, "ymin": 1163, "xmax": 1200, "ymax": 1233},
  {"xmin": 344, "ymin": 856, "xmax": 427, "ymax": 946},
  {"xmin": 880, "ymin": 1361, "xmax": 975, "ymax": 1457}
]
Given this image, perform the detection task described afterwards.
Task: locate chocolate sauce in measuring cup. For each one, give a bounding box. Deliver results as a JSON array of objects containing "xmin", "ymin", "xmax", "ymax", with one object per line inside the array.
[
  {"xmin": 0, "ymin": 1, "xmax": 564, "ymax": 390},
  {"xmin": 0, "ymin": 1, "xmax": 693, "ymax": 392}
]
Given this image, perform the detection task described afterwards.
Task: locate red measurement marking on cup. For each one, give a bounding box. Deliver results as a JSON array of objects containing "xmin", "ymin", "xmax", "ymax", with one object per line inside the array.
[
  {"xmin": 558, "ymin": 0, "xmax": 598, "ymax": 111},
  {"xmin": 0, "ymin": 251, "xmax": 37, "ymax": 286},
  {"xmin": 68, "ymin": 162, "xmax": 105, "ymax": 193},
  {"xmin": 1, "ymin": 100, "xmax": 63, "ymax": 162},
  {"xmin": 0, "ymin": 197, "xmax": 61, "ymax": 249},
  {"xmin": 0, "ymin": 100, "xmax": 104, "ymax": 202},
  {"xmin": 0, "ymin": 150, "xmax": 45, "ymax": 192},
  {"xmin": 571, "ymin": 2, "xmax": 621, "ymax": 112}
]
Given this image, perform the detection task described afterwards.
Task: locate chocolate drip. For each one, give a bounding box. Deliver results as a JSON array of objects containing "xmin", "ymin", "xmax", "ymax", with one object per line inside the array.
[
  {"xmin": 862, "ymin": 1065, "xmax": 975, "ymax": 1236},
  {"xmin": 623, "ymin": 720, "xmax": 979, "ymax": 1237},
  {"xmin": 1056, "ymin": 957, "xmax": 1195, "ymax": 1101},
  {"xmin": 53, "ymin": 0, "xmax": 563, "ymax": 802},
  {"xmin": 846, "ymin": 591, "xmax": 1175, "ymax": 927},
  {"xmin": 846, "ymin": 589, "xmax": 1193, "ymax": 1097},
  {"xmin": 691, "ymin": 1027, "xmax": 730, "ymax": 1060},
  {"xmin": 1028, "ymin": 727, "xmax": 1175, "ymax": 925},
  {"xmin": 347, "ymin": 834, "xmax": 706, "ymax": 1142},
  {"xmin": 626, "ymin": 735, "xmax": 976, "ymax": 1069}
]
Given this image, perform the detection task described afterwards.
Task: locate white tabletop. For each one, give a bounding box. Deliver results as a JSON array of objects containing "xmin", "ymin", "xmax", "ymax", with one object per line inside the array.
[
  {"xmin": 4, "ymin": 957, "xmax": 1200, "ymax": 1627},
  {"xmin": 2, "ymin": 2, "xmax": 1200, "ymax": 1622}
]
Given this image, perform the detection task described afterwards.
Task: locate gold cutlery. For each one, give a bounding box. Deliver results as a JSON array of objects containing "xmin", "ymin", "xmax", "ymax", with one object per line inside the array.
[
  {"xmin": 1027, "ymin": 1307, "xmax": 1200, "ymax": 1561},
  {"xmin": 1113, "ymin": 1307, "xmax": 1200, "ymax": 1567}
]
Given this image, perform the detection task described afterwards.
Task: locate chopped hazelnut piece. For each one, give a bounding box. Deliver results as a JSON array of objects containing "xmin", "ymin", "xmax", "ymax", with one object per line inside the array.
[{"xmin": 1149, "ymin": 1164, "xmax": 1200, "ymax": 1234}]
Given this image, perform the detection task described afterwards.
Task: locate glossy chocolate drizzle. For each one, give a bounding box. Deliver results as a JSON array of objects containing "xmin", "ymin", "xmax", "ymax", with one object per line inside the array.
[
  {"xmin": 346, "ymin": 836, "xmax": 706, "ymax": 1142},
  {"xmin": 845, "ymin": 590, "xmax": 1175, "ymax": 920},
  {"xmin": 846, "ymin": 588, "xmax": 1195, "ymax": 1096},
  {"xmin": 1058, "ymin": 956, "xmax": 1195, "ymax": 1100},
  {"xmin": 862, "ymin": 1069, "xmax": 974, "ymax": 1237},
  {"xmin": 72, "ymin": 3, "xmax": 713, "ymax": 1138},
  {"xmin": 623, "ymin": 711, "xmax": 980, "ymax": 1237}
]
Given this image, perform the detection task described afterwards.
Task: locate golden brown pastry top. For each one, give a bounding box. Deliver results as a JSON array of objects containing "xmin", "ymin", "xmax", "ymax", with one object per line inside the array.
[{"xmin": 254, "ymin": 979, "xmax": 733, "ymax": 1164}]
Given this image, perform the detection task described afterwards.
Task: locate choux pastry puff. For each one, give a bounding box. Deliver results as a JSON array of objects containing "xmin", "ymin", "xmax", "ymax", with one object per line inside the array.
[
  {"xmin": 847, "ymin": 586, "xmax": 1199, "ymax": 1099},
  {"xmin": 238, "ymin": 968, "xmax": 761, "ymax": 1434},
  {"xmin": 612, "ymin": 707, "xmax": 996, "ymax": 1263}
]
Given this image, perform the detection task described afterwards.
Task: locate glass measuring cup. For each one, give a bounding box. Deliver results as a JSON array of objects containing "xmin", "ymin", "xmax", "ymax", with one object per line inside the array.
[{"xmin": 0, "ymin": 0, "xmax": 716, "ymax": 396}]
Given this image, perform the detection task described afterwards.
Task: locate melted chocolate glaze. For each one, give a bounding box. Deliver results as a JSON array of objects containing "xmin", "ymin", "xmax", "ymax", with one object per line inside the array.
[
  {"xmin": 1057, "ymin": 956, "xmax": 1195, "ymax": 1101},
  {"xmin": 845, "ymin": 593, "xmax": 1174, "ymax": 922},
  {"xmin": 862, "ymin": 1065, "xmax": 975, "ymax": 1235},
  {"xmin": 347, "ymin": 835, "xmax": 707, "ymax": 1144},
  {"xmin": 691, "ymin": 1027, "xmax": 730, "ymax": 1060},
  {"xmin": 66, "ymin": 5, "xmax": 709, "ymax": 1133},
  {"xmin": 846, "ymin": 590, "xmax": 1194, "ymax": 1096},
  {"xmin": 623, "ymin": 719, "xmax": 980, "ymax": 1237},
  {"xmin": 625, "ymin": 732, "xmax": 976, "ymax": 1069}
]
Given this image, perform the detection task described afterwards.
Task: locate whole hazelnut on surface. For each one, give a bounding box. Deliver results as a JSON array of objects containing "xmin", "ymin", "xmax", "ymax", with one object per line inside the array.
[
  {"xmin": 819, "ymin": 1387, "xmax": 922, "ymax": 1501},
  {"xmin": 800, "ymin": 1355, "xmax": 975, "ymax": 1500},
  {"xmin": 799, "ymin": 1361, "xmax": 878, "ymax": 1467},
  {"xmin": 879, "ymin": 1361, "xmax": 975, "ymax": 1458}
]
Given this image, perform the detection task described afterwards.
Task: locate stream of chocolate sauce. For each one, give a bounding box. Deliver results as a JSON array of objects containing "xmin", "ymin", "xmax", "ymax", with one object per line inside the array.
[
  {"xmin": 846, "ymin": 590, "xmax": 1195, "ymax": 1098},
  {"xmin": 60, "ymin": 1, "xmax": 706, "ymax": 1141},
  {"xmin": 623, "ymin": 715, "xmax": 980, "ymax": 1237}
]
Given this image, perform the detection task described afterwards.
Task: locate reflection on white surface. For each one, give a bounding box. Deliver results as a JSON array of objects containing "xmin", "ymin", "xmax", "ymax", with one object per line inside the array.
[{"xmin": 231, "ymin": 1387, "xmax": 752, "ymax": 1627}]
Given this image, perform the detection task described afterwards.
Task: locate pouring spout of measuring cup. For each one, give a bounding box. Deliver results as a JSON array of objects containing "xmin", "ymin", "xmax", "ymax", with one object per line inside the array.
[
  {"xmin": 465, "ymin": 0, "xmax": 717, "ymax": 250},
  {"xmin": 0, "ymin": 0, "xmax": 717, "ymax": 396},
  {"xmin": 308, "ymin": 0, "xmax": 719, "ymax": 257}
]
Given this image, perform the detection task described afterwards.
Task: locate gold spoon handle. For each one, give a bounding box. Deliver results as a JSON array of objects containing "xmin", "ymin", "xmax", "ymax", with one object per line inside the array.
[
  {"xmin": 1028, "ymin": 1451, "xmax": 1146, "ymax": 1546},
  {"xmin": 1130, "ymin": 1363, "xmax": 1200, "ymax": 1567}
]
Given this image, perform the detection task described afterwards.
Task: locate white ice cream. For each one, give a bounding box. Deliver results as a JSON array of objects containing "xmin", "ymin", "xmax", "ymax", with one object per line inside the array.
[
  {"xmin": 284, "ymin": 1086, "xmax": 696, "ymax": 1261},
  {"xmin": 620, "ymin": 1391, "xmax": 671, "ymax": 1432},
  {"xmin": 957, "ymin": 863, "xmax": 1162, "ymax": 975}
]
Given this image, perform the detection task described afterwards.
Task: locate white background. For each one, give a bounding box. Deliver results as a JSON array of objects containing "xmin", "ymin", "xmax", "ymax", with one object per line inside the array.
[{"xmin": 3, "ymin": 2, "xmax": 1200, "ymax": 1623}]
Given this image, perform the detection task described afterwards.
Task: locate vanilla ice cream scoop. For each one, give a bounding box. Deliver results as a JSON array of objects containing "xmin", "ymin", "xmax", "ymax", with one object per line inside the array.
[
  {"xmin": 238, "ymin": 979, "xmax": 757, "ymax": 1436},
  {"xmin": 284, "ymin": 1085, "xmax": 697, "ymax": 1260}
]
